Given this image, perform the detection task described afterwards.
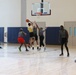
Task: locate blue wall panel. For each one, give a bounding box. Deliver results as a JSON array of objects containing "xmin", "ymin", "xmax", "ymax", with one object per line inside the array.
[
  {"xmin": 8, "ymin": 27, "xmax": 29, "ymax": 43},
  {"xmin": 46, "ymin": 27, "xmax": 60, "ymax": 45},
  {"xmin": 0, "ymin": 27, "xmax": 4, "ymax": 42},
  {"xmin": 8, "ymin": 27, "xmax": 60, "ymax": 45}
]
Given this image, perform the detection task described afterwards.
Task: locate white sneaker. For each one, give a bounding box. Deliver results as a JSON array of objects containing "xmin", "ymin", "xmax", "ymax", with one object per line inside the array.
[{"xmin": 44, "ymin": 46, "xmax": 46, "ymax": 51}]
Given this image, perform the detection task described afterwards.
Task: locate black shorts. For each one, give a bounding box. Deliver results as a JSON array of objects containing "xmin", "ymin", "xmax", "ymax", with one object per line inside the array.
[
  {"xmin": 29, "ymin": 32, "xmax": 34, "ymax": 38},
  {"xmin": 34, "ymin": 34, "xmax": 38, "ymax": 41},
  {"xmin": 61, "ymin": 38, "xmax": 68, "ymax": 44}
]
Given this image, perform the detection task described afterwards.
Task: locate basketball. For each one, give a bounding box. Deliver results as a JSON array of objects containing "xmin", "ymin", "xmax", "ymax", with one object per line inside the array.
[{"xmin": 26, "ymin": 19, "xmax": 30, "ymax": 22}]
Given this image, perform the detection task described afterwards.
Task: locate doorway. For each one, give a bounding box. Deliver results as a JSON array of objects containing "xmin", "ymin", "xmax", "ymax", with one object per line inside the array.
[{"xmin": 64, "ymin": 21, "xmax": 76, "ymax": 46}]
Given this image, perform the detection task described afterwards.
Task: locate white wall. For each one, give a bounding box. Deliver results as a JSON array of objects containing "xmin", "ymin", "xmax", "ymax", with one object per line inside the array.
[
  {"xmin": 0, "ymin": 0, "xmax": 76, "ymax": 27},
  {"xmin": 0, "ymin": 0, "xmax": 21, "ymax": 42},
  {"xmin": 0, "ymin": 0, "xmax": 21, "ymax": 27},
  {"xmin": 21, "ymin": 0, "xmax": 26, "ymax": 27},
  {"xmin": 26, "ymin": 0, "xmax": 76, "ymax": 27}
]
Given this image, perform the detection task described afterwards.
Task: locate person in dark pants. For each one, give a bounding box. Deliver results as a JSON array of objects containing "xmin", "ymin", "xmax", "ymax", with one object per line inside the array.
[
  {"xmin": 34, "ymin": 22, "xmax": 46, "ymax": 50},
  {"xmin": 18, "ymin": 28, "xmax": 29, "ymax": 52},
  {"xmin": 39, "ymin": 28, "xmax": 45, "ymax": 47},
  {"xmin": 33, "ymin": 25, "xmax": 39, "ymax": 50},
  {"xmin": 59, "ymin": 25, "xmax": 69, "ymax": 57}
]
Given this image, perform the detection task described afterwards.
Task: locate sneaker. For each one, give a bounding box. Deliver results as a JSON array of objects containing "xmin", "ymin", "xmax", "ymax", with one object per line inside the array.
[
  {"xmin": 67, "ymin": 53, "xmax": 69, "ymax": 57},
  {"xmin": 59, "ymin": 53, "xmax": 63, "ymax": 56},
  {"xmin": 38, "ymin": 47, "xmax": 41, "ymax": 50},
  {"xmin": 0, "ymin": 47, "xmax": 2, "ymax": 49},
  {"xmin": 44, "ymin": 47, "xmax": 46, "ymax": 50},
  {"xmin": 19, "ymin": 47, "xmax": 21, "ymax": 52},
  {"xmin": 32, "ymin": 47, "xmax": 34, "ymax": 50},
  {"xmin": 37, "ymin": 47, "xmax": 39, "ymax": 50},
  {"xmin": 26, "ymin": 49, "xmax": 29, "ymax": 51}
]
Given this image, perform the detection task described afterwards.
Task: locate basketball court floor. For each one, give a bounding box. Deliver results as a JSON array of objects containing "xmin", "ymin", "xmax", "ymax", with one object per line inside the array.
[{"xmin": 0, "ymin": 44, "xmax": 76, "ymax": 75}]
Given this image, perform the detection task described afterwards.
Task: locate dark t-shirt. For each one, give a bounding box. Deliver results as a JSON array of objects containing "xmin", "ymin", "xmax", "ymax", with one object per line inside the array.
[
  {"xmin": 33, "ymin": 27, "xmax": 37, "ymax": 35},
  {"xmin": 59, "ymin": 29, "xmax": 68, "ymax": 39}
]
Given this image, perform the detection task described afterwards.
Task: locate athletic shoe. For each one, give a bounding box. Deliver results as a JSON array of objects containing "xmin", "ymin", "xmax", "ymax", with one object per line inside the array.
[
  {"xmin": 59, "ymin": 53, "xmax": 63, "ymax": 56},
  {"xmin": 0, "ymin": 46, "xmax": 2, "ymax": 49},
  {"xmin": 19, "ymin": 47, "xmax": 21, "ymax": 52},
  {"xmin": 26, "ymin": 49, "xmax": 29, "ymax": 51},
  {"xmin": 43, "ymin": 46, "xmax": 46, "ymax": 50},
  {"xmin": 67, "ymin": 53, "xmax": 69, "ymax": 57},
  {"xmin": 37, "ymin": 47, "xmax": 41, "ymax": 50},
  {"xmin": 37, "ymin": 47, "xmax": 39, "ymax": 50},
  {"xmin": 32, "ymin": 47, "xmax": 34, "ymax": 50}
]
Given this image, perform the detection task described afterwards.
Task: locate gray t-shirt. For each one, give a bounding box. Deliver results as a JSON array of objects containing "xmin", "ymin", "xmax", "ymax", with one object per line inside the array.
[
  {"xmin": 39, "ymin": 29, "xmax": 44, "ymax": 36},
  {"xmin": 18, "ymin": 31, "xmax": 25, "ymax": 38}
]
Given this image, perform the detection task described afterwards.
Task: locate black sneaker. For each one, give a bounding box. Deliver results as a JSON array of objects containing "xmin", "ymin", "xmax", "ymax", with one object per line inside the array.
[
  {"xmin": 37, "ymin": 47, "xmax": 39, "ymax": 50},
  {"xmin": 0, "ymin": 46, "xmax": 2, "ymax": 49},
  {"xmin": 59, "ymin": 53, "xmax": 63, "ymax": 56},
  {"xmin": 26, "ymin": 49, "xmax": 29, "ymax": 51},
  {"xmin": 67, "ymin": 53, "xmax": 69, "ymax": 57},
  {"xmin": 38, "ymin": 47, "xmax": 41, "ymax": 51},
  {"xmin": 32, "ymin": 47, "xmax": 34, "ymax": 50}
]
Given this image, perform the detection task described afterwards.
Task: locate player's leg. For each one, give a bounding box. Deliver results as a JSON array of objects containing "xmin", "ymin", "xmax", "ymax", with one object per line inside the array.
[{"xmin": 23, "ymin": 41, "xmax": 29, "ymax": 51}]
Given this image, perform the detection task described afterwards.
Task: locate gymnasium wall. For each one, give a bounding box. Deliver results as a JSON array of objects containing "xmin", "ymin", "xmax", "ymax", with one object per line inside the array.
[
  {"xmin": 7, "ymin": 27, "xmax": 60, "ymax": 45},
  {"xmin": 0, "ymin": 0, "xmax": 76, "ymax": 27},
  {"xmin": 0, "ymin": 26, "xmax": 60, "ymax": 45},
  {"xmin": 0, "ymin": 0, "xmax": 75, "ymax": 45},
  {"xmin": 0, "ymin": 0, "xmax": 21, "ymax": 42},
  {"xmin": 46, "ymin": 27, "xmax": 60, "ymax": 45},
  {"xmin": 0, "ymin": 0, "xmax": 21, "ymax": 27},
  {"xmin": 21, "ymin": 0, "xmax": 26, "ymax": 27},
  {"xmin": 0, "ymin": 27, "xmax": 4, "ymax": 42}
]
